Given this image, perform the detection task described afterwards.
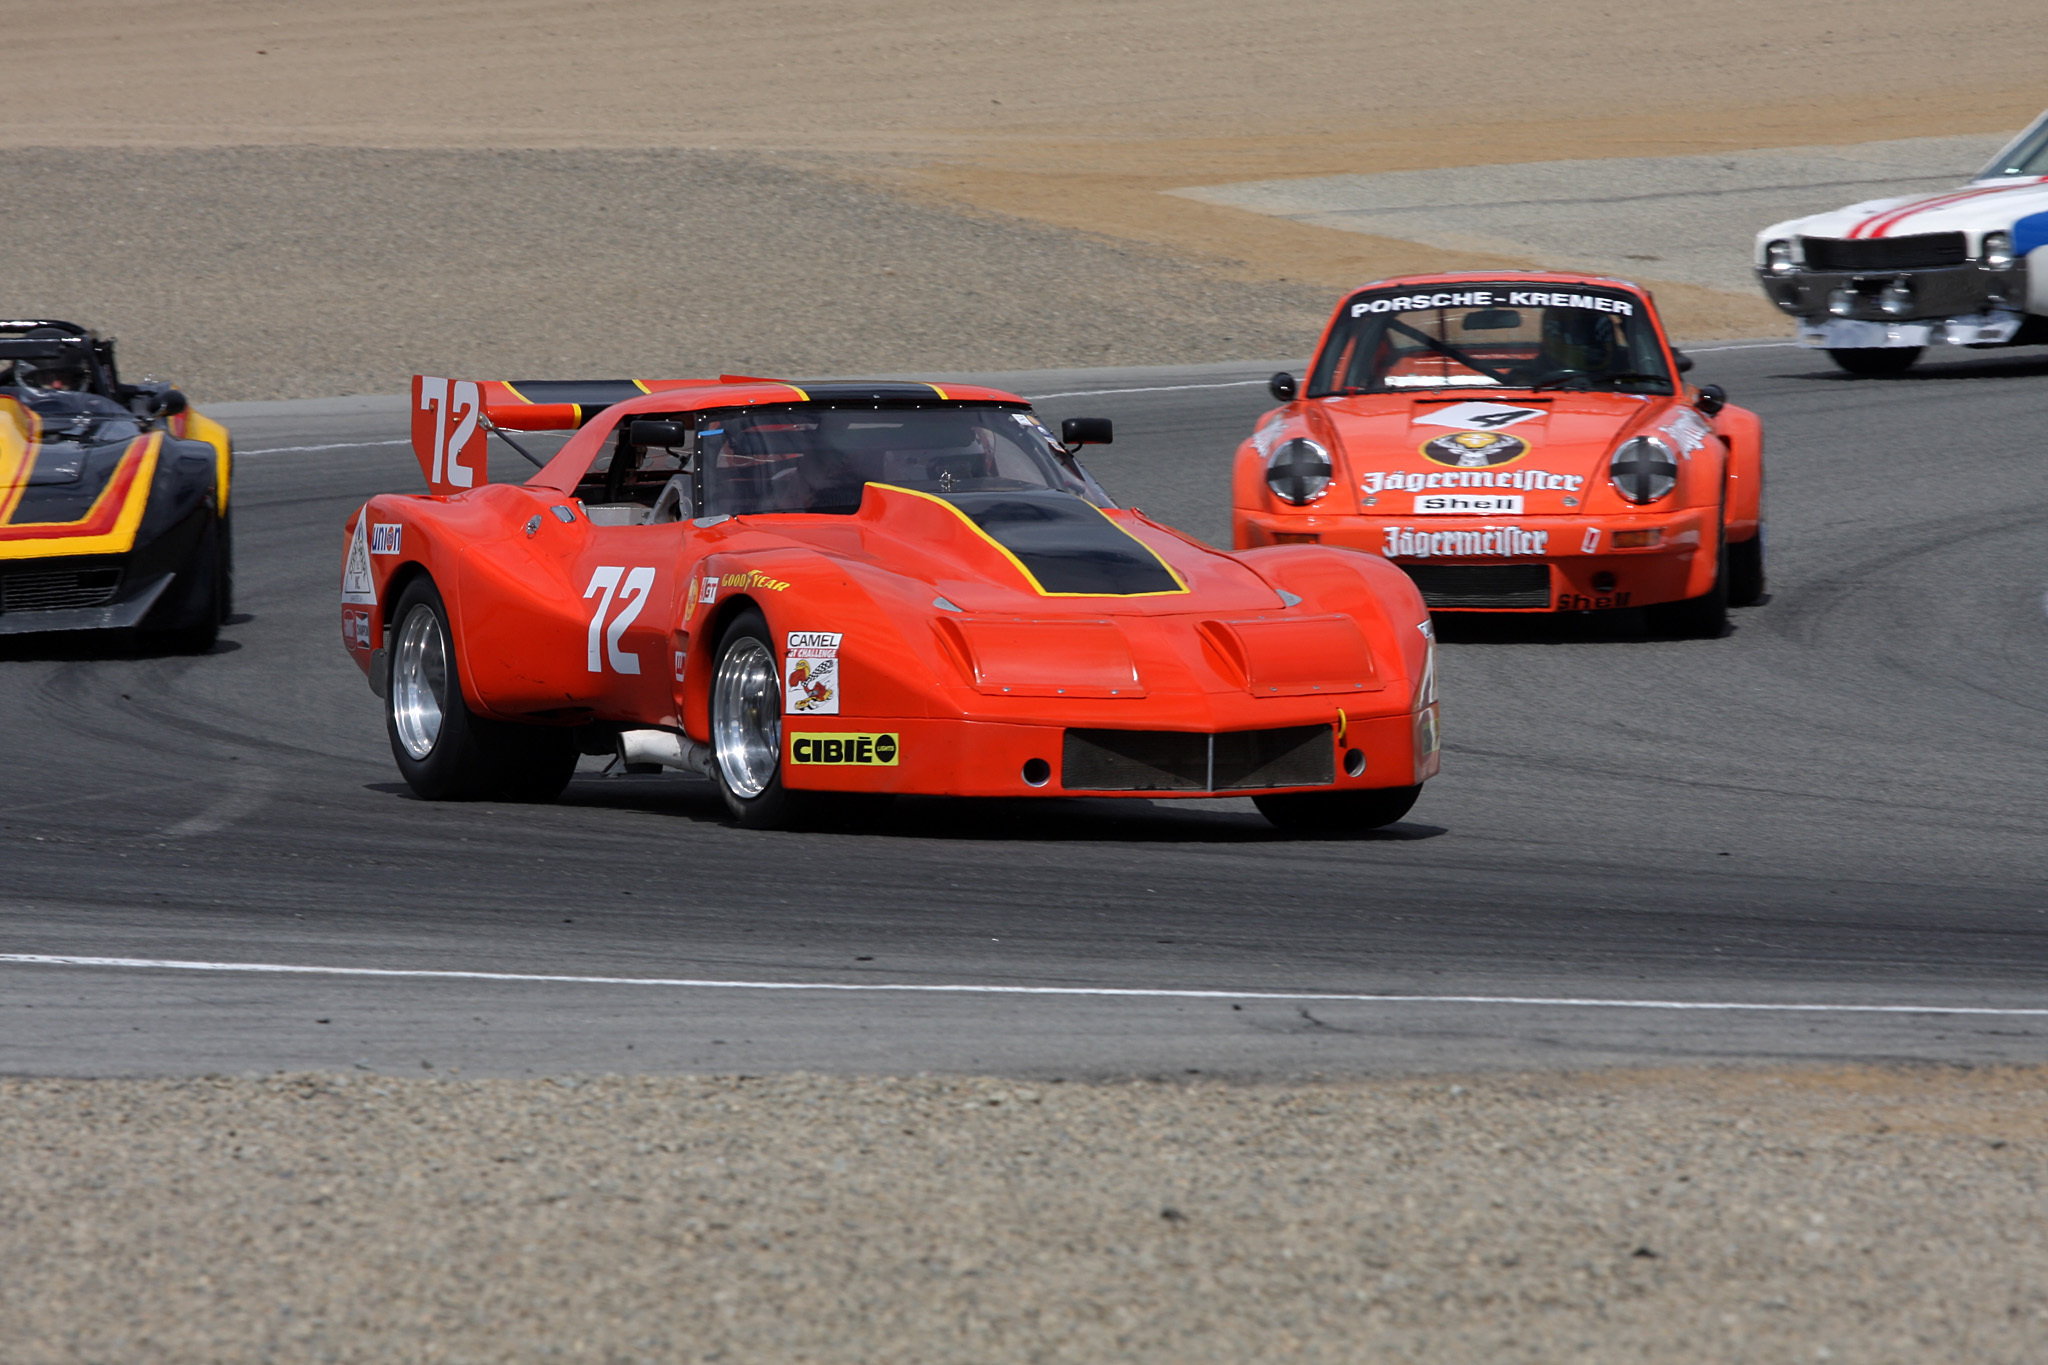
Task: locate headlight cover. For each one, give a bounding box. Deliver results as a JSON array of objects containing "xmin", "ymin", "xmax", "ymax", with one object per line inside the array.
[
  {"xmin": 1982, "ymin": 231, "xmax": 2016, "ymax": 270},
  {"xmin": 1764, "ymin": 239, "xmax": 1797, "ymax": 275},
  {"xmin": 1265, "ymin": 437, "xmax": 1332, "ymax": 505},
  {"xmin": 1609, "ymin": 435, "xmax": 1678, "ymax": 504}
]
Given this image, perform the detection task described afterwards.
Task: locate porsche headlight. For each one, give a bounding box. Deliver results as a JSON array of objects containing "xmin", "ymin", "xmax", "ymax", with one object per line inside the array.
[
  {"xmin": 1764, "ymin": 239, "xmax": 1797, "ymax": 275},
  {"xmin": 1982, "ymin": 231, "xmax": 2016, "ymax": 270},
  {"xmin": 1265, "ymin": 437, "xmax": 1332, "ymax": 505},
  {"xmin": 1609, "ymin": 435, "xmax": 1678, "ymax": 504}
]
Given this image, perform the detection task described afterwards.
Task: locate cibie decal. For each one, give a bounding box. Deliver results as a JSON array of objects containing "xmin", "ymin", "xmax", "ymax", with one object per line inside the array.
[
  {"xmin": 785, "ymin": 631, "xmax": 843, "ymax": 716},
  {"xmin": 790, "ymin": 732, "xmax": 899, "ymax": 765},
  {"xmin": 1414, "ymin": 493, "xmax": 1522, "ymax": 515},
  {"xmin": 341, "ymin": 512, "xmax": 377, "ymax": 606},
  {"xmin": 1363, "ymin": 467, "xmax": 1582, "ymax": 494},
  {"xmin": 1412, "ymin": 403, "xmax": 1543, "ymax": 431},
  {"xmin": 720, "ymin": 569, "xmax": 790, "ymax": 592},
  {"xmin": 1382, "ymin": 526, "xmax": 1549, "ymax": 559},
  {"xmin": 369, "ymin": 523, "xmax": 402, "ymax": 555},
  {"xmin": 1421, "ymin": 431, "xmax": 1529, "ymax": 468}
]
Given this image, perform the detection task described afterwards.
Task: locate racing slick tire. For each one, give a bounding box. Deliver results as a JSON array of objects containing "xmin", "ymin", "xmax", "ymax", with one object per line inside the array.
[
  {"xmin": 709, "ymin": 605, "xmax": 811, "ymax": 829},
  {"xmin": 1254, "ymin": 784, "xmax": 1422, "ymax": 835},
  {"xmin": 1727, "ymin": 532, "xmax": 1766, "ymax": 607},
  {"xmin": 1645, "ymin": 537, "xmax": 1730, "ymax": 639},
  {"xmin": 385, "ymin": 576, "xmax": 577, "ymax": 802},
  {"xmin": 145, "ymin": 512, "xmax": 228, "ymax": 655},
  {"xmin": 1826, "ymin": 346, "xmax": 1921, "ymax": 376}
]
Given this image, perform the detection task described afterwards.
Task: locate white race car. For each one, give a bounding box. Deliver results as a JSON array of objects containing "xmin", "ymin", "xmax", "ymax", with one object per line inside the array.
[{"xmin": 1755, "ymin": 111, "xmax": 2048, "ymax": 375}]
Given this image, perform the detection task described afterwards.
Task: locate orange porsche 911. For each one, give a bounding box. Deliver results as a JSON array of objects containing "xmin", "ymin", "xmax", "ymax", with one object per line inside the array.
[{"xmin": 1234, "ymin": 273, "xmax": 1765, "ymax": 635}]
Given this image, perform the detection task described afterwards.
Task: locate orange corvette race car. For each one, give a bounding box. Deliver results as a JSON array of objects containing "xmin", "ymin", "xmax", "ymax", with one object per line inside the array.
[
  {"xmin": 1235, "ymin": 273, "xmax": 1765, "ymax": 634},
  {"xmin": 342, "ymin": 375, "xmax": 1440, "ymax": 831}
]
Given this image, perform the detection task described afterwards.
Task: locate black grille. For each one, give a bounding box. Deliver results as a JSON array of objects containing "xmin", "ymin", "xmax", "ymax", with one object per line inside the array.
[
  {"xmin": 1401, "ymin": 564, "xmax": 1550, "ymax": 609},
  {"xmin": 1800, "ymin": 233, "xmax": 1968, "ymax": 272},
  {"xmin": 1062, "ymin": 724, "xmax": 1333, "ymax": 792},
  {"xmin": 1, "ymin": 566, "xmax": 121, "ymax": 612}
]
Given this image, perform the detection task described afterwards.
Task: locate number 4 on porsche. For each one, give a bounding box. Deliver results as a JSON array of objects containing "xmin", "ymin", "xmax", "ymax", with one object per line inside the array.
[{"xmin": 585, "ymin": 566, "xmax": 655, "ymax": 673}]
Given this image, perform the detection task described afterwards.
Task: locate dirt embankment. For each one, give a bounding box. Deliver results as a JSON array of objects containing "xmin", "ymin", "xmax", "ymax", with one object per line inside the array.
[{"xmin": 4, "ymin": 2, "xmax": 2040, "ymax": 397}]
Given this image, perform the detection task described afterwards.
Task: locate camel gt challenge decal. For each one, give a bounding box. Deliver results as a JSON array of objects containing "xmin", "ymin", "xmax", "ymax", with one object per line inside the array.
[
  {"xmin": 1421, "ymin": 431, "xmax": 1529, "ymax": 468},
  {"xmin": 790, "ymin": 733, "xmax": 898, "ymax": 765},
  {"xmin": 785, "ymin": 631, "xmax": 842, "ymax": 715}
]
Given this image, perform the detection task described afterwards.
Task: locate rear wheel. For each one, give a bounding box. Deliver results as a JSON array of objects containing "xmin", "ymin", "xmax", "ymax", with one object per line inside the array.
[
  {"xmin": 1826, "ymin": 346, "xmax": 1921, "ymax": 376},
  {"xmin": 1254, "ymin": 784, "xmax": 1421, "ymax": 835},
  {"xmin": 386, "ymin": 576, "xmax": 576, "ymax": 801},
  {"xmin": 709, "ymin": 606, "xmax": 806, "ymax": 829}
]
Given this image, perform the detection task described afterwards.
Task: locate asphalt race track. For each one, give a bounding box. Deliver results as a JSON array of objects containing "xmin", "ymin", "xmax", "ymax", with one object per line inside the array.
[{"xmin": 4, "ymin": 347, "xmax": 2046, "ymax": 1079}]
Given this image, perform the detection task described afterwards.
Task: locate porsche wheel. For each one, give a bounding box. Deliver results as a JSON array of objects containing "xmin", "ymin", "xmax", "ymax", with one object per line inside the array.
[
  {"xmin": 1254, "ymin": 784, "xmax": 1421, "ymax": 835},
  {"xmin": 709, "ymin": 606, "xmax": 805, "ymax": 829},
  {"xmin": 386, "ymin": 576, "xmax": 576, "ymax": 802},
  {"xmin": 1826, "ymin": 346, "xmax": 1921, "ymax": 376},
  {"xmin": 1646, "ymin": 536, "xmax": 1729, "ymax": 639},
  {"xmin": 1728, "ymin": 532, "xmax": 1766, "ymax": 607}
]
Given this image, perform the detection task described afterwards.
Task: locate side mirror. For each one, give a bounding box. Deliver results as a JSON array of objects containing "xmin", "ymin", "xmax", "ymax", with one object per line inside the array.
[
  {"xmin": 629, "ymin": 419, "xmax": 689, "ymax": 446},
  {"xmin": 152, "ymin": 388, "xmax": 188, "ymax": 417},
  {"xmin": 1695, "ymin": 383, "xmax": 1727, "ymax": 417},
  {"xmin": 1060, "ymin": 417, "xmax": 1112, "ymax": 446},
  {"xmin": 1268, "ymin": 371, "xmax": 1297, "ymax": 402},
  {"xmin": 1673, "ymin": 350, "xmax": 1695, "ymax": 374}
]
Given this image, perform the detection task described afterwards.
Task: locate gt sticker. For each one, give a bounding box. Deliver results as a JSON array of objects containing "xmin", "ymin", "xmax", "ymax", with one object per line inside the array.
[
  {"xmin": 1414, "ymin": 493, "xmax": 1522, "ymax": 515},
  {"xmin": 370, "ymin": 523, "xmax": 402, "ymax": 555},
  {"xmin": 699, "ymin": 576, "xmax": 719, "ymax": 604},
  {"xmin": 584, "ymin": 564, "xmax": 656, "ymax": 674},
  {"xmin": 790, "ymin": 732, "xmax": 898, "ymax": 765},
  {"xmin": 1421, "ymin": 431, "xmax": 1529, "ymax": 468},
  {"xmin": 1412, "ymin": 403, "xmax": 1543, "ymax": 431},
  {"xmin": 786, "ymin": 631, "xmax": 843, "ymax": 716},
  {"xmin": 1382, "ymin": 526, "xmax": 1549, "ymax": 558}
]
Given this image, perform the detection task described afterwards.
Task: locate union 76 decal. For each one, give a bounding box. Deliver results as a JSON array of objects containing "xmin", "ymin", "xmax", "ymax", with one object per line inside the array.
[{"xmin": 584, "ymin": 565, "xmax": 656, "ymax": 674}]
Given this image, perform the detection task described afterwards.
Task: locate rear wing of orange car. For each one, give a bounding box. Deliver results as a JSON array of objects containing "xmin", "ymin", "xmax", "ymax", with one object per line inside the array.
[{"xmin": 408, "ymin": 375, "xmax": 705, "ymax": 496}]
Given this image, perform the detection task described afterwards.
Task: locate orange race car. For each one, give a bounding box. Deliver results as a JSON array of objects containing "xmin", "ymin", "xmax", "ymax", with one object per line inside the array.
[
  {"xmin": 1234, "ymin": 273, "xmax": 1765, "ymax": 635},
  {"xmin": 342, "ymin": 375, "xmax": 1440, "ymax": 831}
]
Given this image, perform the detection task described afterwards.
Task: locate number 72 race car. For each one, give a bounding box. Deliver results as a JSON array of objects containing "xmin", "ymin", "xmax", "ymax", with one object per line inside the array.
[
  {"xmin": 341, "ymin": 374, "xmax": 1442, "ymax": 832},
  {"xmin": 1235, "ymin": 273, "xmax": 1764, "ymax": 634}
]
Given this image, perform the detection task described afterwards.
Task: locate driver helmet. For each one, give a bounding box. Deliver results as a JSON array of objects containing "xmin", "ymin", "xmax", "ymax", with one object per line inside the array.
[{"xmin": 15, "ymin": 328, "xmax": 87, "ymax": 390}]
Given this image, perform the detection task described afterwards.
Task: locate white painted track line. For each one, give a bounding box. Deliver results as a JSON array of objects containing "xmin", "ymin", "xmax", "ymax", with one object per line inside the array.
[
  {"xmin": 3, "ymin": 954, "xmax": 2044, "ymax": 1016},
  {"xmin": 239, "ymin": 438, "xmax": 412, "ymax": 456}
]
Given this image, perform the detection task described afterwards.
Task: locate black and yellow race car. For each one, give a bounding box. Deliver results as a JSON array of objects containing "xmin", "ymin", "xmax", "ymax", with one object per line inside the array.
[{"xmin": 0, "ymin": 320, "xmax": 232, "ymax": 648}]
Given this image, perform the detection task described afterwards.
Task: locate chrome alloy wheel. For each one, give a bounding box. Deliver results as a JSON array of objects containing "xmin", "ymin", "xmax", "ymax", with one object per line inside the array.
[
  {"xmin": 712, "ymin": 636, "xmax": 782, "ymax": 798},
  {"xmin": 391, "ymin": 602, "xmax": 450, "ymax": 760}
]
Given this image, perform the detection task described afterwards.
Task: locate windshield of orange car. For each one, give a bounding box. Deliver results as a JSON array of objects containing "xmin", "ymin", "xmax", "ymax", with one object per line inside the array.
[
  {"xmin": 1306, "ymin": 285, "xmax": 1674, "ymax": 397},
  {"xmin": 698, "ymin": 402, "xmax": 1104, "ymax": 517}
]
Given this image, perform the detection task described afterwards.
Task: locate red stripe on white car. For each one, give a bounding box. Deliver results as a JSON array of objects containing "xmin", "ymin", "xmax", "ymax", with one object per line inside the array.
[{"xmin": 1850, "ymin": 183, "xmax": 2014, "ymax": 239}]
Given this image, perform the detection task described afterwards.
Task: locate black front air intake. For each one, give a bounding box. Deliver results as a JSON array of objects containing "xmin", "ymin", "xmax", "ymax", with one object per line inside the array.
[
  {"xmin": 0, "ymin": 566, "xmax": 122, "ymax": 612},
  {"xmin": 1800, "ymin": 233, "xmax": 1969, "ymax": 272},
  {"xmin": 1399, "ymin": 564, "xmax": 1551, "ymax": 609},
  {"xmin": 1062, "ymin": 725, "xmax": 1333, "ymax": 791}
]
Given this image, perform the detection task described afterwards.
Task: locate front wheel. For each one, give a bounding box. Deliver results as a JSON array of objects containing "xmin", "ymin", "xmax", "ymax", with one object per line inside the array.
[
  {"xmin": 1645, "ymin": 537, "xmax": 1729, "ymax": 639},
  {"xmin": 709, "ymin": 606, "xmax": 806, "ymax": 828},
  {"xmin": 386, "ymin": 576, "xmax": 576, "ymax": 802},
  {"xmin": 1254, "ymin": 784, "xmax": 1421, "ymax": 835},
  {"xmin": 1727, "ymin": 532, "xmax": 1765, "ymax": 607},
  {"xmin": 1827, "ymin": 346, "xmax": 1921, "ymax": 376}
]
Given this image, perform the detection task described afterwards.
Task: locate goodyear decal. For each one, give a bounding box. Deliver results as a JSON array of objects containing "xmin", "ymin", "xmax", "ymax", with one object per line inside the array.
[{"xmin": 790, "ymin": 732, "xmax": 898, "ymax": 765}]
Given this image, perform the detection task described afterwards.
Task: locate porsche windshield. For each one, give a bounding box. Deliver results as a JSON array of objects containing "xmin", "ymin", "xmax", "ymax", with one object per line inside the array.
[
  {"xmin": 699, "ymin": 403, "xmax": 1101, "ymax": 516},
  {"xmin": 1307, "ymin": 285, "xmax": 1673, "ymax": 397}
]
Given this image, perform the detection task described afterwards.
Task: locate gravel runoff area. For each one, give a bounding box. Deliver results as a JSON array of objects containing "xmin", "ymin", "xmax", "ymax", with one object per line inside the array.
[
  {"xmin": 5, "ymin": 1066, "xmax": 2044, "ymax": 1363},
  {"xmin": 1, "ymin": 145, "xmax": 1330, "ymax": 403}
]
